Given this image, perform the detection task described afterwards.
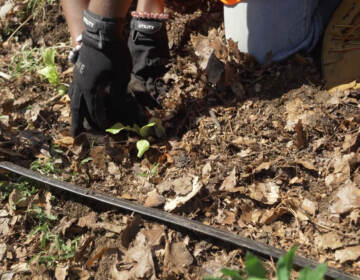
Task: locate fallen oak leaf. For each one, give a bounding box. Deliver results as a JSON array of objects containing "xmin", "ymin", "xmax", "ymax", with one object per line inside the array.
[
  {"xmin": 335, "ymin": 246, "xmax": 360, "ymax": 263},
  {"xmin": 329, "ymin": 181, "xmax": 360, "ymax": 214},
  {"xmin": 249, "ymin": 181, "xmax": 280, "ymax": 205},
  {"xmin": 219, "ymin": 168, "xmax": 238, "ymax": 192},
  {"xmin": 164, "ymin": 176, "xmax": 203, "ymax": 212}
]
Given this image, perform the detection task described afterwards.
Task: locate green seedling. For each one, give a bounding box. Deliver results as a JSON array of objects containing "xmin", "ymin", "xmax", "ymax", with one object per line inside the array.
[
  {"xmin": 27, "ymin": 205, "xmax": 78, "ymax": 267},
  {"xmin": 80, "ymin": 157, "xmax": 93, "ymax": 165},
  {"xmin": 28, "ymin": 205, "xmax": 58, "ymax": 224},
  {"xmin": 30, "ymin": 158, "xmax": 61, "ymax": 175},
  {"xmin": 106, "ymin": 122, "xmax": 157, "ymax": 158},
  {"xmin": 0, "ymin": 180, "xmax": 37, "ymax": 202},
  {"xmin": 204, "ymin": 246, "xmax": 327, "ymax": 280},
  {"xmin": 37, "ymin": 47, "xmax": 67, "ymax": 94},
  {"xmin": 9, "ymin": 46, "xmax": 41, "ymax": 77},
  {"xmin": 137, "ymin": 162, "xmax": 160, "ymax": 178}
]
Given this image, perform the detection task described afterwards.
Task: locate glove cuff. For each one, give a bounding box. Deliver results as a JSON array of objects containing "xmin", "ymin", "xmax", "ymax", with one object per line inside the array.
[
  {"xmin": 130, "ymin": 17, "xmax": 164, "ymax": 35},
  {"xmin": 83, "ymin": 10, "xmax": 124, "ymax": 49}
]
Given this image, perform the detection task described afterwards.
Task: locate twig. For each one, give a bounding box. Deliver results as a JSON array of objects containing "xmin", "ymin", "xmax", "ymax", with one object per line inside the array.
[
  {"xmin": 311, "ymin": 220, "xmax": 357, "ymax": 238},
  {"xmin": 0, "ymin": 71, "xmax": 11, "ymax": 80},
  {"xmin": 4, "ymin": 14, "xmax": 34, "ymax": 45}
]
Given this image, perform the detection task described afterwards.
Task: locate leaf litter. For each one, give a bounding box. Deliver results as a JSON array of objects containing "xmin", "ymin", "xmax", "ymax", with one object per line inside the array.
[{"xmin": 1, "ymin": 0, "xmax": 360, "ymax": 279}]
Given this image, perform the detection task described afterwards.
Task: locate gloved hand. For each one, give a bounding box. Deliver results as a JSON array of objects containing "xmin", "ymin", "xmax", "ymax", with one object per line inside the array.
[
  {"xmin": 127, "ymin": 17, "xmax": 170, "ymax": 110},
  {"xmin": 69, "ymin": 10, "xmax": 144, "ymax": 136}
]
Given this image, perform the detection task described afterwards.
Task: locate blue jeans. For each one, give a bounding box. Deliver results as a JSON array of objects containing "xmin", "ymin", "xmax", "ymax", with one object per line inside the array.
[{"xmin": 224, "ymin": 0, "xmax": 341, "ymax": 63}]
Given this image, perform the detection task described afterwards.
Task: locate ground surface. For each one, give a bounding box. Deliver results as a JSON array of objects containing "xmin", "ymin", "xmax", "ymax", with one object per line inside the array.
[{"xmin": 1, "ymin": 1, "xmax": 360, "ymax": 279}]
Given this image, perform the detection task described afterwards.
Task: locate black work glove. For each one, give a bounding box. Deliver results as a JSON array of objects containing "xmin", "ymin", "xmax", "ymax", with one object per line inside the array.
[
  {"xmin": 69, "ymin": 10, "xmax": 145, "ymax": 136},
  {"xmin": 127, "ymin": 18, "xmax": 170, "ymax": 110}
]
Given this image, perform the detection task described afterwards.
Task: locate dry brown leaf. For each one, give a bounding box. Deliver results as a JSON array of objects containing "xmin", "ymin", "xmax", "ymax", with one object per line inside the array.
[
  {"xmin": 249, "ymin": 182, "xmax": 280, "ymax": 205},
  {"xmin": 9, "ymin": 189, "xmax": 30, "ymax": 209},
  {"xmin": 231, "ymin": 136, "xmax": 257, "ymax": 146},
  {"xmin": 254, "ymin": 162, "xmax": 272, "ymax": 174},
  {"xmin": 202, "ymin": 162, "xmax": 212, "ymax": 185},
  {"xmin": 315, "ymin": 232, "xmax": 343, "ymax": 250},
  {"xmin": 78, "ymin": 212, "xmax": 97, "ymax": 228},
  {"xmin": 349, "ymin": 209, "xmax": 360, "ymax": 225},
  {"xmin": 144, "ymin": 190, "xmax": 166, "ymax": 208},
  {"xmin": 69, "ymin": 267, "xmax": 91, "ymax": 280},
  {"xmin": 296, "ymin": 160, "xmax": 317, "ymax": 171},
  {"xmin": 301, "ymin": 199, "xmax": 317, "ymax": 216},
  {"xmin": 53, "ymin": 217, "xmax": 77, "ymax": 235},
  {"xmin": 164, "ymin": 176, "xmax": 202, "ymax": 211},
  {"xmin": 121, "ymin": 215, "xmax": 142, "ymax": 249},
  {"xmin": 285, "ymin": 98, "xmax": 318, "ymax": 131},
  {"xmin": 97, "ymin": 222, "xmax": 124, "ymax": 234},
  {"xmin": 55, "ymin": 265, "xmax": 68, "ymax": 280},
  {"xmin": 167, "ymin": 242, "xmax": 194, "ymax": 269},
  {"xmin": 220, "ymin": 168, "xmax": 237, "ymax": 192},
  {"xmin": 172, "ymin": 176, "xmax": 193, "ymax": 196},
  {"xmin": 325, "ymin": 153, "xmax": 357, "ymax": 187},
  {"xmin": 24, "ymin": 104, "xmax": 41, "ymax": 123},
  {"xmin": 0, "ymin": 243, "xmax": 7, "ymax": 262},
  {"xmin": 53, "ymin": 136, "xmax": 74, "ymax": 147},
  {"xmin": 342, "ymin": 133, "xmax": 360, "ymax": 152},
  {"xmin": 295, "ymin": 119, "xmax": 306, "ymax": 148},
  {"xmin": 329, "ymin": 181, "xmax": 360, "ymax": 214},
  {"xmin": 122, "ymin": 232, "xmax": 156, "ymax": 279},
  {"xmin": 335, "ymin": 246, "xmax": 360, "ymax": 263},
  {"xmin": 289, "ymin": 177, "xmax": 303, "ymax": 185},
  {"xmin": 89, "ymin": 146, "xmax": 106, "ymax": 169},
  {"xmin": 86, "ymin": 247, "xmax": 108, "ymax": 269},
  {"xmin": 142, "ymin": 224, "xmax": 165, "ymax": 247},
  {"xmin": 223, "ymin": 210, "xmax": 236, "ymax": 225},
  {"xmin": 260, "ymin": 207, "xmax": 289, "ymax": 224}
]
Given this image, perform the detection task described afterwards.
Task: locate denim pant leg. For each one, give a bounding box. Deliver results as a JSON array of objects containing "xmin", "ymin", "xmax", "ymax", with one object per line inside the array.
[{"xmin": 224, "ymin": 0, "xmax": 340, "ymax": 63}]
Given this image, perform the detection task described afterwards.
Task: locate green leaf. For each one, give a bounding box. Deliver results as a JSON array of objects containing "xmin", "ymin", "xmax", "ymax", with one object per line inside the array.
[
  {"xmin": 276, "ymin": 246, "xmax": 297, "ymax": 280},
  {"xmin": 57, "ymin": 84, "xmax": 67, "ymax": 95},
  {"xmin": 38, "ymin": 65, "xmax": 59, "ymax": 85},
  {"xmin": 299, "ymin": 264, "xmax": 327, "ymax": 280},
  {"xmin": 80, "ymin": 157, "xmax": 93, "ymax": 165},
  {"xmin": 245, "ymin": 252, "xmax": 267, "ymax": 278},
  {"xmin": 42, "ymin": 48, "xmax": 56, "ymax": 66},
  {"xmin": 220, "ymin": 268, "xmax": 243, "ymax": 280},
  {"xmin": 106, "ymin": 123, "xmax": 126, "ymax": 134},
  {"xmin": 139, "ymin": 122, "xmax": 156, "ymax": 138},
  {"xmin": 203, "ymin": 278, "xmax": 223, "ymax": 280},
  {"xmin": 136, "ymin": 139, "xmax": 150, "ymax": 158}
]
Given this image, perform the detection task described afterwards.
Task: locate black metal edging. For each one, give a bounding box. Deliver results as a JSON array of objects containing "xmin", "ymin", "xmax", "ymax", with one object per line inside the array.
[{"xmin": 0, "ymin": 161, "xmax": 357, "ymax": 280}]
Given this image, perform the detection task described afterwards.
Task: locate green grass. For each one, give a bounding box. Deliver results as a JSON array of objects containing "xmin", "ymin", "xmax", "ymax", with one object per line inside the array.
[
  {"xmin": 205, "ymin": 247, "xmax": 327, "ymax": 280},
  {"xmin": 0, "ymin": 180, "xmax": 37, "ymax": 203},
  {"xmin": 30, "ymin": 158, "xmax": 61, "ymax": 175}
]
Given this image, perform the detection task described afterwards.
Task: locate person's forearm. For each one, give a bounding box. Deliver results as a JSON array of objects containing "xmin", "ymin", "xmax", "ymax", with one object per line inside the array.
[
  {"xmin": 61, "ymin": 0, "xmax": 90, "ymax": 46},
  {"xmin": 136, "ymin": 0, "xmax": 165, "ymax": 13}
]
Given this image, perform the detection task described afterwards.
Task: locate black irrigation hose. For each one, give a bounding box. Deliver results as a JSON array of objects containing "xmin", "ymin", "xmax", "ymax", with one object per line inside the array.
[{"xmin": 0, "ymin": 161, "xmax": 357, "ymax": 280}]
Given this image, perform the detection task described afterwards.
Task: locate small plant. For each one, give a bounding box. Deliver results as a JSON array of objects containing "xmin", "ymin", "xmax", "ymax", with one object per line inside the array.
[
  {"xmin": 137, "ymin": 162, "xmax": 160, "ymax": 177},
  {"xmin": 9, "ymin": 46, "xmax": 41, "ymax": 77},
  {"xmin": 38, "ymin": 47, "xmax": 67, "ymax": 94},
  {"xmin": 106, "ymin": 122, "xmax": 159, "ymax": 158},
  {"xmin": 30, "ymin": 158, "xmax": 61, "ymax": 175},
  {"xmin": 27, "ymin": 206, "xmax": 78, "ymax": 267},
  {"xmin": 0, "ymin": 180, "xmax": 37, "ymax": 202},
  {"xmin": 204, "ymin": 247, "xmax": 327, "ymax": 280}
]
